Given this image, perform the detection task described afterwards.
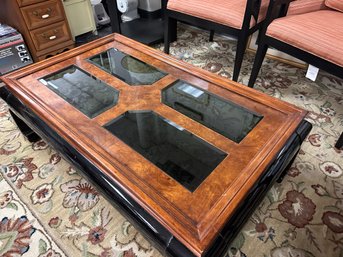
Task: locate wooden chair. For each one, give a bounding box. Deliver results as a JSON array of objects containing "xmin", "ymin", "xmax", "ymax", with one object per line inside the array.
[
  {"xmin": 163, "ymin": 0, "xmax": 270, "ymax": 81},
  {"xmin": 248, "ymin": 0, "xmax": 343, "ymax": 87},
  {"xmin": 248, "ymin": 0, "xmax": 343, "ymax": 149}
]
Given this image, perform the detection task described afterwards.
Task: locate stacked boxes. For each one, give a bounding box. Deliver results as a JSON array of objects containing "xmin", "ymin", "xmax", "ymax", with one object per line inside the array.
[{"xmin": 0, "ymin": 24, "xmax": 32, "ymax": 75}]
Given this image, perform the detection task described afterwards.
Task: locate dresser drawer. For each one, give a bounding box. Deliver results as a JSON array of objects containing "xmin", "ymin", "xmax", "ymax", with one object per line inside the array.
[
  {"xmin": 17, "ymin": 0, "xmax": 46, "ymax": 7},
  {"xmin": 21, "ymin": 0, "xmax": 64, "ymax": 30},
  {"xmin": 30, "ymin": 21, "xmax": 71, "ymax": 51}
]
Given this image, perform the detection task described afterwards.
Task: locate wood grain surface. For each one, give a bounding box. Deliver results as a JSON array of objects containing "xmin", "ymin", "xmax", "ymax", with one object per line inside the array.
[{"xmin": 1, "ymin": 34, "xmax": 308, "ymax": 256}]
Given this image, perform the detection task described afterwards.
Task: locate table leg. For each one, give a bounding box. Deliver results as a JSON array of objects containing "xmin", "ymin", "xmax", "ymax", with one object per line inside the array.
[{"xmin": 335, "ymin": 132, "xmax": 343, "ymax": 150}]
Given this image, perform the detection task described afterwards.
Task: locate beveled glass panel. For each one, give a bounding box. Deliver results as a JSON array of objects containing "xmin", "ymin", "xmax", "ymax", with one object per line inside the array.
[
  {"xmin": 88, "ymin": 48, "xmax": 167, "ymax": 85},
  {"xmin": 39, "ymin": 65, "xmax": 119, "ymax": 118},
  {"xmin": 162, "ymin": 81, "xmax": 263, "ymax": 143},
  {"xmin": 104, "ymin": 111, "xmax": 227, "ymax": 192}
]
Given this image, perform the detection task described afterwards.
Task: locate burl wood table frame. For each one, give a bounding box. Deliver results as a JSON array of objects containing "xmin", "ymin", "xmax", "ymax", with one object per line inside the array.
[{"xmin": 1, "ymin": 34, "xmax": 311, "ymax": 257}]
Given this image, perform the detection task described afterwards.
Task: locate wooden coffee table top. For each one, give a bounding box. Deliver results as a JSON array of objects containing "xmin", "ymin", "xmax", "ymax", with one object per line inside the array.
[{"xmin": 2, "ymin": 34, "xmax": 307, "ymax": 256}]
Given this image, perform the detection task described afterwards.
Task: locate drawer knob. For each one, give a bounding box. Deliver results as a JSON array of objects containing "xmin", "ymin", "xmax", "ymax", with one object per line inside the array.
[
  {"xmin": 32, "ymin": 7, "xmax": 52, "ymax": 18},
  {"xmin": 42, "ymin": 30, "xmax": 58, "ymax": 40}
]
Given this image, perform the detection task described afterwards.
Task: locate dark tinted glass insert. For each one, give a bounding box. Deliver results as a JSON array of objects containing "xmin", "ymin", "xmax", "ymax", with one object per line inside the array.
[
  {"xmin": 88, "ymin": 48, "xmax": 167, "ymax": 85},
  {"xmin": 104, "ymin": 111, "xmax": 227, "ymax": 192},
  {"xmin": 162, "ymin": 81, "xmax": 263, "ymax": 143},
  {"xmin": 39, "ymin": 66, "xmax": 119, "ymax": 118}
]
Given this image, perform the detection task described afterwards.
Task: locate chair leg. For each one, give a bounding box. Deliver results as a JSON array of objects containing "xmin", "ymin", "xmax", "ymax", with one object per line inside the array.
[
  {"xmin": 335, "ymin": 132, "xmax": 343, "ymax": 149},
  {"xmin": 248, "ymin": 42, "xmax": 268, "ymax": 88},
  {"xmin": 209, "ymin": 30, "xmax": 214, "ymax": 42},
  {"xmin": 232, "ymin": 33, "xmax": 249, "ymax": 82},
  {"xmin": 164, "ymin": 16, "xmax": 177, "ymax": 54}
]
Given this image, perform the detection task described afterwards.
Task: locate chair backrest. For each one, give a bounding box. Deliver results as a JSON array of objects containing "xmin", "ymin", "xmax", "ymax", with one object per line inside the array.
[
  {"xmin": 246, "ymin": 0, "xmax": 273, "ymax": 26},
  {"xmin": 242, "ymin": 0, "xmax": 265, "ymax": 29},
  {"xmin": 249, "ymin": 0, "xmax": 264, "ymax": 22},
  {"xmin": 287, "ymin": 0, "xmax": 327, "ymax": 16}
]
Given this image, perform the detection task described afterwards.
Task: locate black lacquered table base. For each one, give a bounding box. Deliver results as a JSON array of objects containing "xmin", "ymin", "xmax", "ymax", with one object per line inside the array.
[
  {"xmin": 335, "ymin": 132, "xmax": 343, "ymax": 149},
  {"xmin": 0, "ymin": 86, "xmax": 312, "ymax": 257}
]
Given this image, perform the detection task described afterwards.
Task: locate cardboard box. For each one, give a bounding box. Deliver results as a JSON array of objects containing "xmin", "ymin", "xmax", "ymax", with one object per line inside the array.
[{"xmin": 0, "ymin": 24, "xmax": 33, "ymax": 75}]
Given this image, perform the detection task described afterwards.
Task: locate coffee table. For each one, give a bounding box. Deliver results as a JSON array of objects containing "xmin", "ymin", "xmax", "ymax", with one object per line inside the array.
[{"xmin": 0, "ymin": 34, "xmax": 312, "ymax": 257}]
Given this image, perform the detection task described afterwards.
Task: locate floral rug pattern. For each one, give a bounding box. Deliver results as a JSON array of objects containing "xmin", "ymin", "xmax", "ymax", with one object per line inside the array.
[{"xmin": 0, "ymin": 24, "xmax": 343, "ymax": 257}]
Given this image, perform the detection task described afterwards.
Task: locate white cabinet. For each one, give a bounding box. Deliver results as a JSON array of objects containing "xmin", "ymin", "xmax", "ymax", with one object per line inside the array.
[{"xmin": 62, "ymin": 0, "xmax": 97, "ymax": 40}]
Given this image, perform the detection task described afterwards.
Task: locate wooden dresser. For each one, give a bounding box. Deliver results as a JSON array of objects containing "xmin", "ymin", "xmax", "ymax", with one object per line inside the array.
[{"xmin": 0, "ymin": 0, "xmax": 74, "ymax": 62}]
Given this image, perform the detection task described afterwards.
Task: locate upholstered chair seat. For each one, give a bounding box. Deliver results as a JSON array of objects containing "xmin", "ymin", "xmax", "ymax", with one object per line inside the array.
[
  {"xmin": 267, "ymin": 10, "xmax": 343, "ymax": 67},
  {"xmin": 167, "ymin": 0, "xmax": 270, "ymax": 29}
]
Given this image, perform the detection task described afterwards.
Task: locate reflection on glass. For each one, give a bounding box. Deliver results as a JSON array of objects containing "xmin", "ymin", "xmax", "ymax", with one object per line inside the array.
[
  {"xmin": 162, "ymin": 81, "xmax": 263, "ymax": 143},
  {"xmin": 39, "ymin": 66, "xmax": 119, "ymax": 118},
  {"xmin": 104, "ymin": 111, "xmax": 227, "ymax": 192},
  {"xmin": 88, "ymin": 48, "xmax": 167, "ymax": 85}
]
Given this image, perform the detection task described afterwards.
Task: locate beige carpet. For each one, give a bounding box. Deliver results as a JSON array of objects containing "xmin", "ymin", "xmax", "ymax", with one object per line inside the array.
[{"xmin": 0, "ymin": 25, "xmax": 342, "ymax": 257}]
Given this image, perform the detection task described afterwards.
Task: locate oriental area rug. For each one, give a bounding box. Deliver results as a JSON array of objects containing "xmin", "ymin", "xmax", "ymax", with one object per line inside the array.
[{"xmin": 0, "ymin": 24, "xmax": 342, "ymax": 257}]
